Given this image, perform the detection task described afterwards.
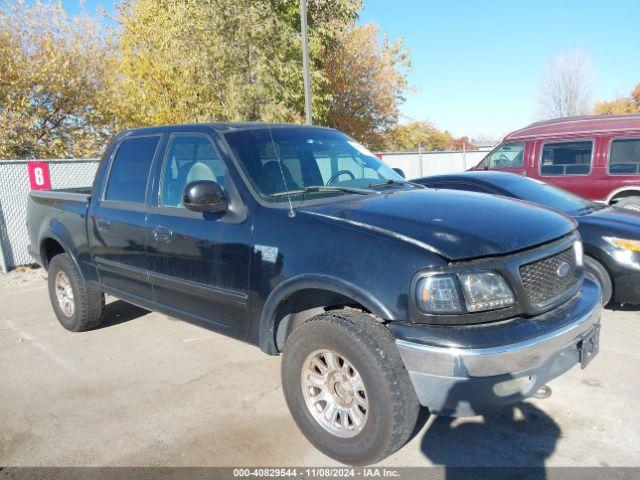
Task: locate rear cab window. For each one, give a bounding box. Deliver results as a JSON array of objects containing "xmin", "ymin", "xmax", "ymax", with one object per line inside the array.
[
  {"xmin": 540, "ymin": 140, "xmax": 593, "ymax": 176},
  {"xmin": 484, "ymin": 142, "xmax": 525, "ymax": 169},
  {"xmin": 104, "ymin": 136, "xmax": 161, "ymax": 203},
  {"xmin": 608, "ymin": 138, "xmax": 640, "ymax": 175}
]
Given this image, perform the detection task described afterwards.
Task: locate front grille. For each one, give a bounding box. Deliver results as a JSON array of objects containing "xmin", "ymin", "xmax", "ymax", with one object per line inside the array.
[{"xmin": 520, "ymin": 247, "xmax": 580, "ymax": 307}]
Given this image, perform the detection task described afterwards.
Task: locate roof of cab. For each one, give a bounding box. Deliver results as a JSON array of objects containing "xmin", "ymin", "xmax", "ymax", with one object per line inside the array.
[
  {"xmin": 503, "ymin": 114, "xmax": 640, "ymax": 142},
  {"xmin": 120, "ymin": 122, "xmax": 333, "ymax": 136}
]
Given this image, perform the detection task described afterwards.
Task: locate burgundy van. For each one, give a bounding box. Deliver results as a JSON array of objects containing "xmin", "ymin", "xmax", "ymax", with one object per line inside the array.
[{"xmin": 473, "ymin": 115, "xmax": 640, "ymax": 211}]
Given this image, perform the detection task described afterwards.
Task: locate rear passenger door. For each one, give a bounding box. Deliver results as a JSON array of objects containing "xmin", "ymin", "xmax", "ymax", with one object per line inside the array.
[
  {"xmin": 89, "ymin": 134, "xmax": 162, "ymax": 304},
  {"xmin": 606, "ymin": 136, "xmax": 640, "ymax": 198},
  {"xmin": 146, "ymin": 131, "xmax": 252, "ymax": 333}
]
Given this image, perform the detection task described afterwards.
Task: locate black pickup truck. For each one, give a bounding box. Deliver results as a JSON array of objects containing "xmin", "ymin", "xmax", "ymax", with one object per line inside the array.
[{"xmin": 27, "ymin": 123, "xmax": 602, "ymax": 465}]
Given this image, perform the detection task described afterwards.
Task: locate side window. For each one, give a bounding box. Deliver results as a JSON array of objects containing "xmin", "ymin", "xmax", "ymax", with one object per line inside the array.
[
  {"xmin": 485, "ymin": 142, "xmax": 524, "ymax": 169},
  {"xmin": 160, "ymin": 135, "xmax": 226, "ymax": 208},
  {"xmin": 609, "ymin": 138, "xmax": 640, "ymax": 175},
  {"xmin": 105, "ymin": 136, "xmax": 160, "ymax": 203},
  {"xmin": 540, "ymin": 141, "xmax": 592, "ymax": 176}
]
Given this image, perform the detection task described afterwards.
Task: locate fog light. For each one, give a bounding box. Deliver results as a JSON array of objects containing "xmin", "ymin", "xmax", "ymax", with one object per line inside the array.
[{"xmin": 492, "ymin": 376, "xmax": 535, "ymax": 397}]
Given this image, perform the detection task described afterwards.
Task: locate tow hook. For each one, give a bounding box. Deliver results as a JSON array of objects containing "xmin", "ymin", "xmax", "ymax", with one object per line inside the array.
[{"xmin": 532, "ymin": 384, "xmax": 552, "ymax": 399}]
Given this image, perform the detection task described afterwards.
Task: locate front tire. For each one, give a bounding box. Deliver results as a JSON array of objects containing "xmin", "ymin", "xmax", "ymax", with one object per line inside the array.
[
  {"xmin": 615, "ymin": 196, "xmax": 640, "ymax": 212},
  {"xmin": 281, "ymin": 311, "xmax": 420, "ymax": 465},
  {"xmin": 48, "ymin": 254, "xmax": 105, "ymax": 331},
  {"xmin": 585, "ymin": 256, "xmax": 612, "ymax": 306}
]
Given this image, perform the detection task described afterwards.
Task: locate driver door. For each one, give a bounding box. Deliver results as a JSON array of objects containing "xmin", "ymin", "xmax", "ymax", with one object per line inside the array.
[{"xmin": 146, "ymin": 131, "xmax": 252, "ymax": 333}]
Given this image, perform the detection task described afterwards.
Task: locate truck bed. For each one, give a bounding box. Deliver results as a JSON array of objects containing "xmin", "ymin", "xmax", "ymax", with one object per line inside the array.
[{"xmin": 27, "ymin": 188, "xmax": 93, "ymax": 268}]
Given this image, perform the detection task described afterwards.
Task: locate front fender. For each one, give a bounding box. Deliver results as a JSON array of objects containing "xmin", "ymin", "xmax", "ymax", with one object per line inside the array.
[{"xmin": 258, "ymin": 274, "xmax": 396, "ymax": 355}]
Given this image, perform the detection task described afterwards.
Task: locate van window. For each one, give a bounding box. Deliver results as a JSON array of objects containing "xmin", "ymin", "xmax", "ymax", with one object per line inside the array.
[
  {"xmin": 609, "ymin": 138, "xmax": 640, "ymax": 175},
  {"xmin": 105, "ymin": 136, "xmax": 160, "ymax": 203},
  {"xmin": 161, "ymin": 135, "xmax": 226, "ymax": 208},
  {"xmin": 540, "ymin": 141, "xmax": 592, "ymax": 176},
  {"xmin": 485, "ymin": 142, "xmax": 524, "ymax": 169}
]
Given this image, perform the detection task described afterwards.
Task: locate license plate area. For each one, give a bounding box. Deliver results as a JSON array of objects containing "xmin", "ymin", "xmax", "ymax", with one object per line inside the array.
[{"xmin": 578, "ymin": 325, "xmax": 600, "ymax": 369}]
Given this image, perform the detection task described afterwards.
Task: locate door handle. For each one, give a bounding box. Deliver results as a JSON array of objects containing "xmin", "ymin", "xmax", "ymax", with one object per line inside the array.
[
  {"xmin": 153, "ymin": 225, "xmax": 172, "ymax": 242},
  {"xmin": 95, "ymin": 217, "xmax": 110, "ymax": 231}
]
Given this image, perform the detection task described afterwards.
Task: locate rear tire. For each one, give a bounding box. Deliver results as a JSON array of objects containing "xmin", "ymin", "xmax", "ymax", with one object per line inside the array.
[
  {"xmin": 615, "ymin": 196, "xmax": 640, "ymax": 212},
  {"xmin": 48, "ymin": 253, "xmax": 105, "ymax": 331},
  {"xmin": 281, "ymin": 311, "xmax": 420, "ymax": 466},
  {"xmin": 585, "ymin": 256, "xmax": 612, "ymax": 306}
]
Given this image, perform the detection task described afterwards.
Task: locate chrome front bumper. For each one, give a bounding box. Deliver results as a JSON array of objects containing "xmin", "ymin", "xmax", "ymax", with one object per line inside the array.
[{"xmin": 395, "ymin": 278, "xmax": 602, "ymax": 416}]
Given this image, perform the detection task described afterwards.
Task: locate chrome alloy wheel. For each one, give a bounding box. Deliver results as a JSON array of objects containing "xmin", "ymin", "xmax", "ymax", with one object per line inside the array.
[
  {"xmin": 301, "ymin": 349, "xmax": 368, "ymax": 438},
  {"xmin": 55, "ymin": 271, "xmax": 75, "ymax": 317}
]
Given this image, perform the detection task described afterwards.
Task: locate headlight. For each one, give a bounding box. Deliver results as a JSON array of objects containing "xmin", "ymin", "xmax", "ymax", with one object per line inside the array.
[
  {"xmin": 416, "ymin": 275, "xmax": 464, "ymax": 314},
  {"xmin": 604, "ymin": 237, "xmax": 640, "ymax": 253},
  {"xmin": 416, "ymin": 272, "xmax": 514, "ymax": 315},
  {"xmin": 458, "ymin": 272, "xmax": 515, "ymax": 312}
]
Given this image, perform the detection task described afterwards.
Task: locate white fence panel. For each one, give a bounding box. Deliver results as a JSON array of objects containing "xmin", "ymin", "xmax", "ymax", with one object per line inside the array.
[{"xmin": 378, "ymin": 149, "xmax": 490, "ymax": 180}]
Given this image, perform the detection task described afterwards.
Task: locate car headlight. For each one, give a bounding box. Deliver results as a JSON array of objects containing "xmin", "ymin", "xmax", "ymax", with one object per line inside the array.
[
  {"xmin": 458, "ymin": 272, "xmax": 515, "ymax": 312},
  {"xmin": 416, "ymin": 275, "xmax": 464, "ymax": 314},
  {"xmin": 416, "ymin": 272, "xmax": 515, "ymax": 315},
  {"xmin": 604, "ymin": 237, "xmax": 640, "ymax": 253}
]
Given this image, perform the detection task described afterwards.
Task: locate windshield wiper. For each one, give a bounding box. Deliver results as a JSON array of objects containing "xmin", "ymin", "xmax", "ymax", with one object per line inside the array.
[
  {"xmin": 368, "ymin": 179, "xmax": 425, "ymax": 189},
  {"xmin": 269, "ymin": 185, "xmax": 374, "ymax": 198}
]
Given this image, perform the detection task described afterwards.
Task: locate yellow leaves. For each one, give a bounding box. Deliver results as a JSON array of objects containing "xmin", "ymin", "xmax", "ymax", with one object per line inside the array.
[
  {"xmin": 0, "ymin": 0, "xmax": 115, "ymax": 159},
  {"xmin": 594, "ymin": 84, "xmax": 640, "ymax": 116},
  {"xmin": 0, "ymin": 0, "xmax": 415, "ymax": 159},
  {"xmin": 323, "ymin": 23, "xmax": 411, "ymax": 149}
]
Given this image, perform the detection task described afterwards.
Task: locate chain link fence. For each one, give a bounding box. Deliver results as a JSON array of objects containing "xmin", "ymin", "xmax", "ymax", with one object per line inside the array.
[
  {"xmin": 0, "ymin": 159, "xmax": 99, "ymax": 273},
  {"xmin": 0, "ymin": 149, "xmax": 492, "ymax": 273}
]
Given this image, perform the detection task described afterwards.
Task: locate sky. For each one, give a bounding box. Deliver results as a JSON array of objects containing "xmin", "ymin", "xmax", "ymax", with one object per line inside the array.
[{"xmin": 61, "ymin": 0, "xmax": 640, "ymax": 140}]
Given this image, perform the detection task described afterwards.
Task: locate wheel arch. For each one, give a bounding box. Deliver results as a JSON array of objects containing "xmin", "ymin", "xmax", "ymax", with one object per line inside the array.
[
  {"xmin": 606, "ymin": 186, "xmax": 640, "ymax": 204},
  {"xmin": 39, "ymin": 231, "xmax": 84, "ymax": 282},
  {"xmin": 258, "ymin": 274, "xmax": 396, "ymax": 355}
]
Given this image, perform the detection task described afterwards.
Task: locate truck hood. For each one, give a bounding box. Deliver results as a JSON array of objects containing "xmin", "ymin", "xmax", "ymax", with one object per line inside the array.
[{"xmin": 300, "ymin": 189, "xmax": 575, "ymax": 261}]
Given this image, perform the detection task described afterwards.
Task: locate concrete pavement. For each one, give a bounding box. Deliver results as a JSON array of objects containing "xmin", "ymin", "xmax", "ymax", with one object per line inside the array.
[{"xmin": 1, "ymin": 270, "xmax": 639, "ymax": 467}]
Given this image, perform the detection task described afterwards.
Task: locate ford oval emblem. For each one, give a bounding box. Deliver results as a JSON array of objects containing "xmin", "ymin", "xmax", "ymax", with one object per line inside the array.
[{"xmin": 557, "ymin": 261, "xmax": 571, "ymax": 278}]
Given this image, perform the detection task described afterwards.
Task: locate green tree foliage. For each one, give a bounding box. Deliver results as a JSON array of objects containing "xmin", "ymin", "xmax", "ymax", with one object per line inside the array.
[
  {"xmin": 0, "ymin": 0, "xmax": 469, "ymax": 158},
  {"xmin": 112, "ymin": 0, "xmax": 362, "ymax": 127},
  {"xmin": 0, "ymin": 1, "xmax": 115, "ymax": 159}
]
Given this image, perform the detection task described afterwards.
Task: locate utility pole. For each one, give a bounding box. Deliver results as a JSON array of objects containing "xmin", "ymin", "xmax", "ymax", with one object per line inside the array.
[{"xmin": 300, "ymin": 0, "xmax": 312, "ymax": 124}]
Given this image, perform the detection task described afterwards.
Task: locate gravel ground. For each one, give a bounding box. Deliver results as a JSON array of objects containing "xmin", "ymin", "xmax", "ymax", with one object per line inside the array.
[{"xmin": 1, "ymin": 269, "xmax": 639, "ymax": 469}]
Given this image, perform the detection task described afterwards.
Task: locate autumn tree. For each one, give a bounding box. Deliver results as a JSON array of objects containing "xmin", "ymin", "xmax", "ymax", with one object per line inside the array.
[
  {"xmin": 594, "ymin": 83, "xmax": 640, "ymax": 115},
  {"xmin": 381, "ymin": 121, "xmax": 475, "ymax": 152},
  {"xmin": 0, "ymin": 1, "xmax": 115, "ymax": 159},
  {"xmin": 537, "ymin": 51, "xmax": 594, "ymax": 119},
  {"xmin": 112, "ymin": 0, "xmax": 362, "ymax": 128},
  {"xmin": 323, "ymin": 23, "xmax": 411, "ymax": 149}
]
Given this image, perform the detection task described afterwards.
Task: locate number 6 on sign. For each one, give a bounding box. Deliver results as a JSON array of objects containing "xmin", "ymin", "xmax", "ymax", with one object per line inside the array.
[{"xmin": 27, "ymin": 162, "xmax": 51, "ymax": 190}]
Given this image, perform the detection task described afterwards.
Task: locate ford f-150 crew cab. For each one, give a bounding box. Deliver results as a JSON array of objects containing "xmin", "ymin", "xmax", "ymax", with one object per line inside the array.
[{"xmin": 27, "ymin": 123, "xmax": 602, "ymax": 465}]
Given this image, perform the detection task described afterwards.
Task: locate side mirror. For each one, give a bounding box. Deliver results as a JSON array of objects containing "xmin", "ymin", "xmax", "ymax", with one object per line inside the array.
[
  {"xmin": 392, "ymin": 167, "xmax": 406, "ymax": 179},
  {"xmin": 182, "ymin": 180, "xmax": 227, "ymax": 213}
]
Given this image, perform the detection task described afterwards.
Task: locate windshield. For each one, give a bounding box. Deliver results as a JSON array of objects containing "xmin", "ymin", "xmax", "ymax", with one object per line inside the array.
[
  {"xmin": 223, "ymin": 126, "xmax": 404, "ymax": 201},
  {"xmin": 483, "ymin": 142, "xmax": 524, "ymax": 169},
  {"xmin": 502, "ymin": 176, "xmax": 600, "ymax": 214}
]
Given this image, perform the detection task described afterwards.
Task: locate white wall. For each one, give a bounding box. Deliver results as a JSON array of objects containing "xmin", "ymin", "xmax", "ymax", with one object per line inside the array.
[{"xmin": 378, "ymin": 149, "xmax": 491, "ymax": 179}]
